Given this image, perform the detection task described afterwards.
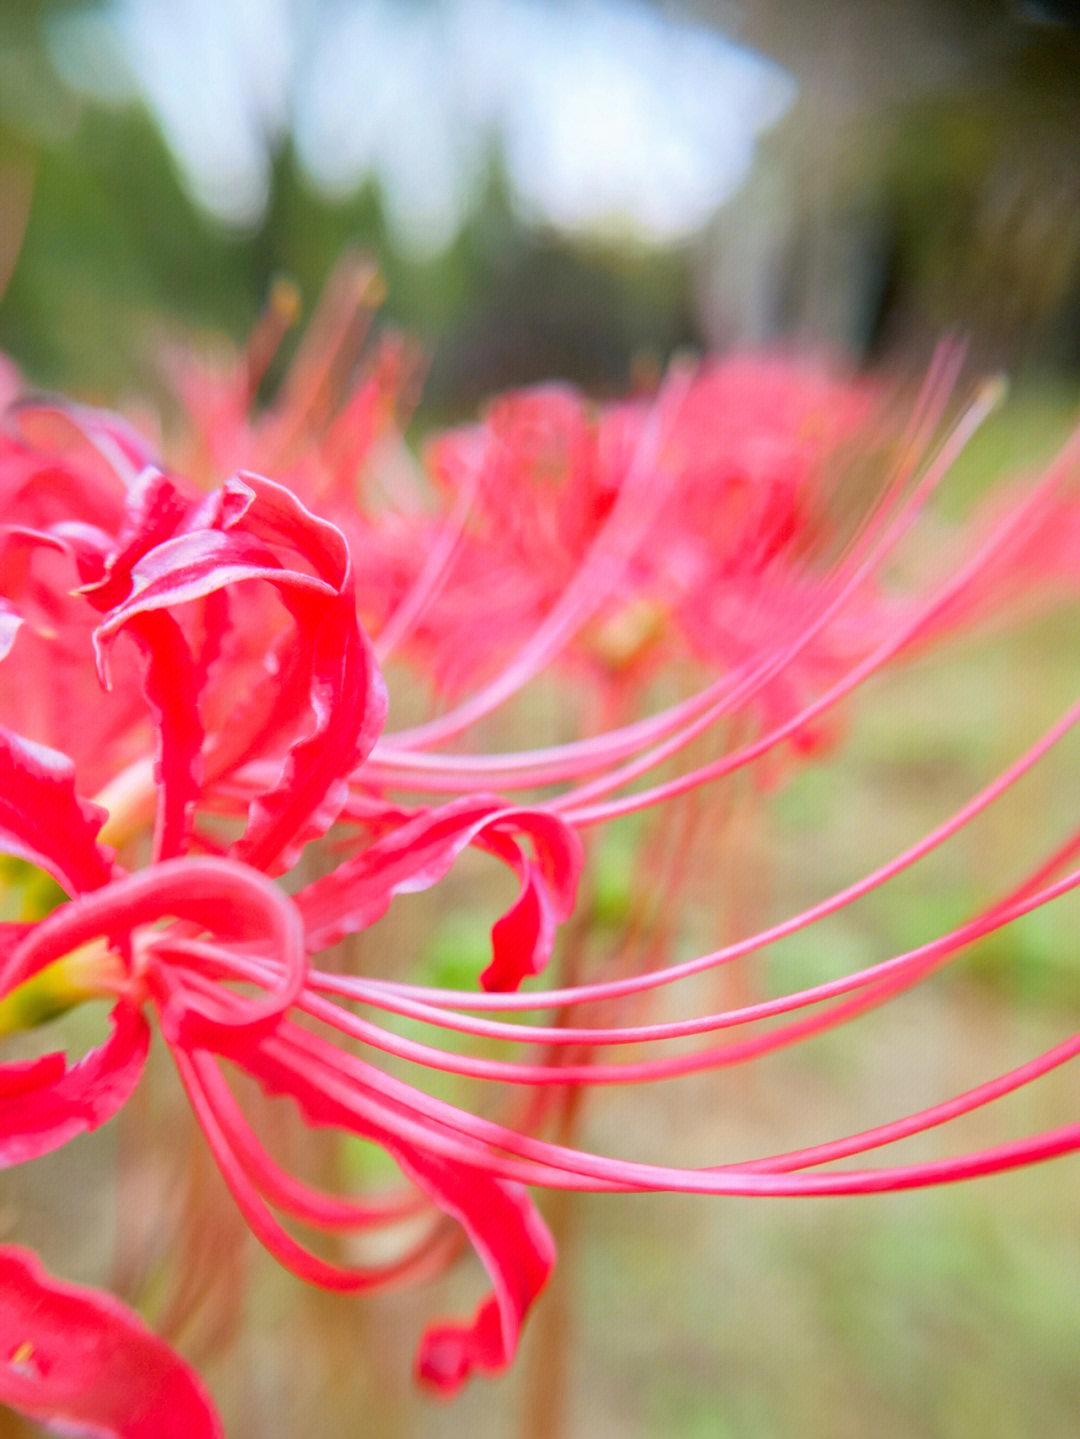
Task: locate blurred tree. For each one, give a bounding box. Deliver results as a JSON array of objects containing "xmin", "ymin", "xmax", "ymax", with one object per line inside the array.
[
  {"xmin": 698, "ymin": 0, "xmax": 1080, "ymax": 370},
  {"xmin": 3, "ymin": 0, "xmax": 1080, "ymax": 403}
]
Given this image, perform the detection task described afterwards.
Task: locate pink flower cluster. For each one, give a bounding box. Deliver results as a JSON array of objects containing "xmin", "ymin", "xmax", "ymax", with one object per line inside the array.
[{"xmin": 2, "ymin": 288, "xmax": 1080, "ymax": 1435}]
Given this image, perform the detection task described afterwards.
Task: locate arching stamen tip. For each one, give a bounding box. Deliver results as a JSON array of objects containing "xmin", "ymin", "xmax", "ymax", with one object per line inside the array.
[
  {"xmin": 268, "ymin": 276, "xmax": 303, "ymax": 328},
  {"xmin": 245, "ymin": 277, "xmax": 304, "ymax": 396},
  {"xmin": 345, "ymin": 258, "xmax": 386, "ymax": 309},
  {"xmin": 975, "ymin": 373, "xmax": 1010, "ymax": 413}
]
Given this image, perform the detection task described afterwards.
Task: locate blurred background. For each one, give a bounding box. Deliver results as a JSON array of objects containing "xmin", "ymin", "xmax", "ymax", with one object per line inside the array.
[
  {"xmin": 3, "ymin": 0, "xmax": 1080, "ymax": 404},
  {"xmin": 3, "ymin": 2, "xmax": 1080, "ymax": 1437}
]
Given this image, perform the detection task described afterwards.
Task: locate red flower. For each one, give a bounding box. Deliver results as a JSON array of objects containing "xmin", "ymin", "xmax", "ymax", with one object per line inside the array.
[
  {"xmin": 0, "ymin": 399, "xmax": 584, "ymax": 1426},
  {"xmin": 3, "ymin": 302, "xmax": 1080, "ymax": 1436}
]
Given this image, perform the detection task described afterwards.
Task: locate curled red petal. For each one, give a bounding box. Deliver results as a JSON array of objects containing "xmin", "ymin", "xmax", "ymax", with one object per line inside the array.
[
  {"xmin": 297, "ymin": 797, "xmax": 582, "ymax": 989},
  {"xmin": 403, "ymin": 1150, "xmax": 554, "ymax": 1395},
  {"xmin": 89, "ymin": 517, "xmax": 323, "ymax": 863},
  {"xmin": 120, "ymin": 610, "xmax": 204, "ymax": 861},
  {"xmin": 0, "ymin": 728, "xmax": 115, "ymax": 897},
  {"xmin": 224, "ymin": 470, "xmax": 350, "ymax": 582},
  {"xmin": 233, "ymin": 585, "xmax": 379, "ymax": 872},
  {"xmin": 0, "ymin": 1005, "xmax": 149, "ymax": 1166},
  {"xmin": 0, "ymin": 1245, "xmax": 223, "ymax": 1438},
  {"xmin": 10, "ymin": 396, "xmax": 158, "ymax": 478},
  {"xmin": 234, "ymin": 1027, "xmax": 554, "ymax": 1395},
  {"xmin": 93, "ymin": 527, "xmax": 333, "ymax": 649},
  {"xmin": 92, "ymin": 473, "xmax": 387, "ymax": 873},
  {"xmin": 225, "ymin": 476, "xmax": 387, "ymax": 871},
  {"xmin": 473, "ymin": 809, "xmax": 582, "ymax": 990},
  {"xmin": 483, "ymin": 864, "xmax": 555, "ymax": 992},
  {"xmin": 77, "ymin": 468, "xmax": 193, "ymax": 607}
]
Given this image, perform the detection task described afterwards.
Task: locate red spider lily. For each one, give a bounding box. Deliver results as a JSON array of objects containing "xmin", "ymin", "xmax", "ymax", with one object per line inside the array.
[
  {"xmin": 2, "ymin": 308, "xmax": 1080, "ymax": 1437},
  {"xmin": 0, "ymin": 403, "xmax": 583, "ymax": 1429},
  {"xmin": 412, "ymin": 355, "xmax": 879, "ymax": 705},
  {"xmin": 148, "ymin": 259, "xmax": 890, "ymax": 743}
]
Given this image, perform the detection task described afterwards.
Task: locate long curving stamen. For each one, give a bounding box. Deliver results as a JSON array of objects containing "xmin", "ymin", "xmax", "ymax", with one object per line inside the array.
[{"xmin": 382, "ymin": 365, "xmax": 697, "ymax": 750}]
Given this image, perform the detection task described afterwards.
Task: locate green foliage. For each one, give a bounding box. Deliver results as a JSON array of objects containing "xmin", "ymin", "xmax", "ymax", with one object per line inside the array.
[
  {"xmin": 0, "ymin": 103, "xmax": 262, "ymax": 389},
  {"xmin": 0, "ymin": 0, "xmax": 706, "ymax": 424},
  {"xmin": 417, "ymin": 912, "xmax": 492, "ymax": 993},
  {"xmin": 0, "ymin": 854, "xmax": 66, "ymax": 921}
]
